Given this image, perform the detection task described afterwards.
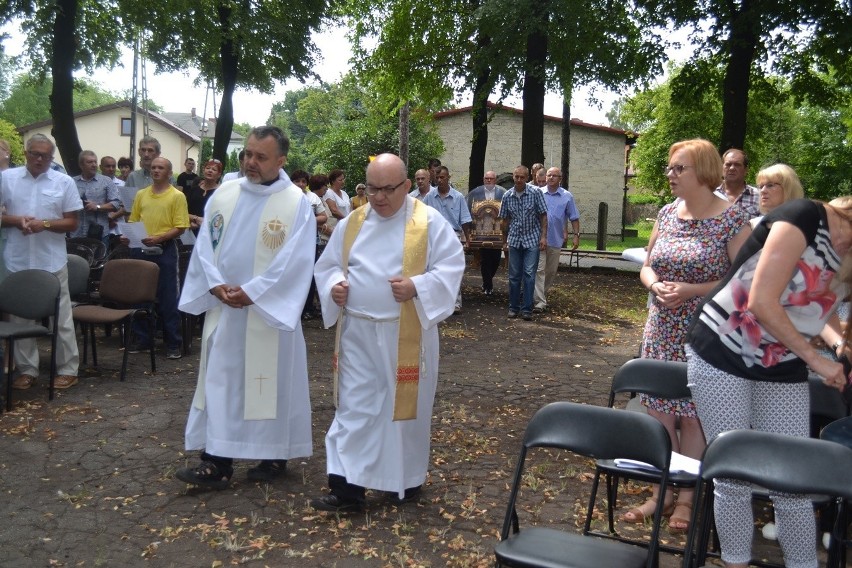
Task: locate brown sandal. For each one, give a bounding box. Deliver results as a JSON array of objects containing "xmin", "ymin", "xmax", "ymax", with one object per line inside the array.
[
  {"xmin": 620, "ymin": 498, "xmax": 674, "ymax": 524},
  {"xmin": 668, "ymin": 501, "xmax": 693, "ymax": 533}
]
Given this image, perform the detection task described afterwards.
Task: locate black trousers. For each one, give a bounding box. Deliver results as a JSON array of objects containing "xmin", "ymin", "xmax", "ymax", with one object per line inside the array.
[{"xmin": 480, "ymin": 248, "xmax": 502, "ymax": 291}]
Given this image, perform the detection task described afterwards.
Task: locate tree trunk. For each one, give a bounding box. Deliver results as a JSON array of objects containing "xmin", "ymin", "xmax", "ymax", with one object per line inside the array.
[
  {"xmin": 520, "ymin": 0, "xmax": 548, "ymax": 168},
  {"xmin": 560, "ymin": 91, "xmax": 572, "ymax": 187},
  {"xmin": 49, "ymin": 0, "xmax": 82, "ymax": 176},
  {"xmin": 468, "ymin": 33, "xmax": 494, "ymax": 190},
  {"xmin": 719, "ymin": 3, "xmax": 760, "ymax": 152},
  {"xmin": 399, "ymin": 101, "xmax": 410, "ymax": 166},
  {"xmin": 213, "ymin": 1, "xmax": 239, "ymax": 162}
]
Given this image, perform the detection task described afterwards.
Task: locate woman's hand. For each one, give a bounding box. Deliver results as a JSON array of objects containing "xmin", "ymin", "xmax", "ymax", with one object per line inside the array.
[
  {"xmin": 653, "ymin": 281, "xmax": 685, "ymax": 309},
  {"xmin": 812, "ymin": 356, "xmax": 849, "ymax": 392}
]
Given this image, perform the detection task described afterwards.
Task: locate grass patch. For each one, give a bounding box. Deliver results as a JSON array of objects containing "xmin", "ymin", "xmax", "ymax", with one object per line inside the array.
[{"xmin": 577, "ymin": 220, "xmax": 653, "ymax": 252}]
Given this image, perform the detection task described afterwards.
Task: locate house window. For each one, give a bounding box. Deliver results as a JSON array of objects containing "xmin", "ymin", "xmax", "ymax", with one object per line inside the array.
[{"xmin": 120, "ymin": 118, "xmax": 132, "ymax": 136}]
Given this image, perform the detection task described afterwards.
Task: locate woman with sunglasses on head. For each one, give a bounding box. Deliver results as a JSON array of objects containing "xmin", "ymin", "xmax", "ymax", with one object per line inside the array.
[
  {"xmin": 621, "ymin": 139, "xmax": 752, "ymax": 531},
  {"xmin": 184, "ymin": 159, "xmax": 223, "ymax": 235}
]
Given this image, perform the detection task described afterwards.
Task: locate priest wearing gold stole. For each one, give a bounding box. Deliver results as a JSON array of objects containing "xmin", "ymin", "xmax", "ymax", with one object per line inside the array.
[
  {"xmin": 312, "ymin": 153, "xmax": 465, "ymax": 512},
  {"xmin": 175, "ymin": 126, "xmax": 316, "ymax": 490}
]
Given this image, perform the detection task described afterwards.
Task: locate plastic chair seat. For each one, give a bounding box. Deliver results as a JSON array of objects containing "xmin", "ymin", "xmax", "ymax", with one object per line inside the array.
[
  {"xmin": 0, "ymin": 321, "xmax": 51, "ymax": 337},
  {"xmin": 71, "ymin": 305, "xmax": 135, "ymax": 324},
  {"xmin": 495, "ymin": 527, "xmax": 648, "ymax": 568}
]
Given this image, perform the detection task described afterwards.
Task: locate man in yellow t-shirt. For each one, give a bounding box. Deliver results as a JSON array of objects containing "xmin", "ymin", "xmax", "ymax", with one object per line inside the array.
[{"xmin": 127, "ymin": 157, "xmax": 190, "ymax": 359}]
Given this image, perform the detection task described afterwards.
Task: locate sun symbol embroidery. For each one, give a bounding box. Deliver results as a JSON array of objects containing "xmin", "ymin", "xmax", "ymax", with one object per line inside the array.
[{"xmin": 261, "ymin": 217, "xmax": 286, "ymax": 249}]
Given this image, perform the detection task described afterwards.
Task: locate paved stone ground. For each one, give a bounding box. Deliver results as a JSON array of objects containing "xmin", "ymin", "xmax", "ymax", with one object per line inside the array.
[{"xmin": 0, "ymin": 265, "xmax": 835, "ymax": 567}]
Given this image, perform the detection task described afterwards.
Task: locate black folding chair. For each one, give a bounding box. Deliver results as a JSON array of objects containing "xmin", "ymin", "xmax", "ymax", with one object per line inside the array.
[
  {"xmin": 583, "ymin": 358, "xmax": 697, "ymax": 553},
  {"xmin": 684, "ymin": 429, "xmax": 852, "ymax": 568},
  {"xmin": 495, "ymin": 401, "xmax": 672, "ymax": 568}
]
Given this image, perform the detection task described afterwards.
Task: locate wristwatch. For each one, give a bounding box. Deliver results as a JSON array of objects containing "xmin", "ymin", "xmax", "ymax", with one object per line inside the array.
[
  {"xmin": 96, "ymin": 204, "xmax": 101, "ymax": 210},
  {"xmin": 42, "ymin": 220, "xmax": 51, "ymax": 229}
]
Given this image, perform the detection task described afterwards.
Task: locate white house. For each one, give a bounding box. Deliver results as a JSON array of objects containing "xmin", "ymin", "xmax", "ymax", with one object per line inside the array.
[{"xmin": 18, "ymin": 101, "xmax": 201, "ymax": 171}]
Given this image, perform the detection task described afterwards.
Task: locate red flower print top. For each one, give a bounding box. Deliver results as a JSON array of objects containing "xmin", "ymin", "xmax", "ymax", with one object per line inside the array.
[{"xmin": 688, "ymin": 199, "xmax": 848, "ymax": 383}]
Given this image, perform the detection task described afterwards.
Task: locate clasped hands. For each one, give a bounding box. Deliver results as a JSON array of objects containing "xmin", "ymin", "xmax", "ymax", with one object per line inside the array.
[
  {"xmin": 210, "ymin": 284, "xmax": 253, "ymax": 308},
  {"xmin": 652, "ymin": 280, "xmax": 688, "ymax": 309},
  {"xmin": 19, "ymin": 216, "xmax": 45, "ymax": 235},
  {"xmin": 331, "ymin": 276, "xmax": 417, "ymax": 307}
]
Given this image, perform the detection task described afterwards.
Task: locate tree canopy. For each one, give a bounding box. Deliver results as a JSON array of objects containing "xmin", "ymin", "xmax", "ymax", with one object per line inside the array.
[
  {"xmin": 1, "ymin": 0, "xmax": 128, "ymax": 174},
  {"xmin": 290, "ymin": 75, "xmax": 444, "ymax": 185},
  {"xmin": 611, "ymin": 65, "xmax": 852, "ymax": 202},
  {"xmin": 664, "ymin": 0, "xmax": 852, "ymax": 151},
  {"xmin": 131, "ymin": 0, "xmax": 328, "ymax": 162},
  {"xmin": 0, "ymin": 73, "xmax": 122, "ymax": 126}
]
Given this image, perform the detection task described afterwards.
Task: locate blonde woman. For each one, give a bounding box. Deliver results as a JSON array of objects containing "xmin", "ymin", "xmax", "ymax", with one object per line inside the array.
[{"xmin": 687, "ymin": 196, "xmax": 852, "ymax": 567}]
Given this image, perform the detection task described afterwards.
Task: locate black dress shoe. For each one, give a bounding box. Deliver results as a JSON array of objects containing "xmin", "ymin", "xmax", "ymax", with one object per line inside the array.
[
  {"xmin": 246, "ymin": 459, "xmax": 287, "ymax": 482},
  {"xmin": 311, "ymin": 494, "xmax": 364, "ymax": 513},
  {"xmin": 385, "ymin": 486, "xmax": 422, "ymax": 505}
]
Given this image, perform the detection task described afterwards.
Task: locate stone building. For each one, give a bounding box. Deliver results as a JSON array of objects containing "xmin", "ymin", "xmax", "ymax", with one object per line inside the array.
[{"xmin": 433, "ymin": 103, "xmax": 629, "ymax": 238}]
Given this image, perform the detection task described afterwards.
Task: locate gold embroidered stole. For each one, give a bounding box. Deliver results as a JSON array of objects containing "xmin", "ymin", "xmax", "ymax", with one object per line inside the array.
[
  {"xmin": 192, "ymin": 182, "xmax": 301, "ymax": 420},
  {"xmin": 334, "ymin": 199, "xmax": 428, "ymax": 420}
]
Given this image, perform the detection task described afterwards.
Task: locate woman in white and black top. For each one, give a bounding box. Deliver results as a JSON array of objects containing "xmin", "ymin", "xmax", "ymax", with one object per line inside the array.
[{"xmin": 687, "ymin": 196, "xmax": 852, "ymax": 568}]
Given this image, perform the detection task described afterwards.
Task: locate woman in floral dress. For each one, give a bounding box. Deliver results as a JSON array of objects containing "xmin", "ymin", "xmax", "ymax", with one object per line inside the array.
[{"xmin": 621, "ymin": 139, "xmax": 751, "ymax": 530}]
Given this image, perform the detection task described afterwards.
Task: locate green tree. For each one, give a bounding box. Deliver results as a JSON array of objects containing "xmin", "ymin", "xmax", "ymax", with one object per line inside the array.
[
  {"xmin": 343, "ymin": 0, "xmax": 497, "ymax": 188},
  {"xmin": 664, "ymin": 0, "xmax": 852, "ymax": 152},
  {"xmin": 1, "ymin": 1, "xmax": 128, "ymax": 175},
  {"xmin": 295, "ymin": 75, "xmax": 443, "ymax": 185},
  {"xmin": 268, "ymin": 87, "xmax": 320, "ymax": 173},
  {"xmin": 0, "ymin": 118, "xmax": 24, "ymax": 165},
  {"xmin": 0, "ymin": 73, "xmax": 121, "ymax": 126},
  {"xmin": 131, "ymin": 0, "xmax": 328, "ymax": 163},
  {"xmin": 611, "ymin": 66, "xmax": 852, "ymax": 202}
]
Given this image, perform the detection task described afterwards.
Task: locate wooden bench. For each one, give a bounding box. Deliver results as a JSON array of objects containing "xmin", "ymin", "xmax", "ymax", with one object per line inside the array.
[{"xmin": 561, "ymin": 248, "xmax": 631, "ymax": 269}]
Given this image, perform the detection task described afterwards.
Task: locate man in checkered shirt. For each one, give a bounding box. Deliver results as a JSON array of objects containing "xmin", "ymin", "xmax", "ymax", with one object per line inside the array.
[{"xmin": 499, "ymin": 165, "xmax": 547, "ymax": 321}]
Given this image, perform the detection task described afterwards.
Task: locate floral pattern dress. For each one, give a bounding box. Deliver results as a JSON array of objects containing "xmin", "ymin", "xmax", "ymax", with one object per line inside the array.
[{"xmin": 641, "ymin": 201, "xmax": 750, "ymax": 416}]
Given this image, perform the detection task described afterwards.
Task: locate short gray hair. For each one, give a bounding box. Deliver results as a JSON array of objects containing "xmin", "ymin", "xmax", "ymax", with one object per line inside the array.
[
  {"xmin": 139, "ymin": 135, "xmax": 161, "ymax": 154},
  {"xmin": 26, "ymin": 134, "xmax": 55, "ymax": 153},
  {"xmin": 79, "ymin": 150, "xmax": 96, "ymax": 165}
]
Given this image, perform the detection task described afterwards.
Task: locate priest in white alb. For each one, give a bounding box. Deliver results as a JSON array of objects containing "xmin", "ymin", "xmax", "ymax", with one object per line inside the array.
[
  {"xmin": 312, "ymin": 153, "xmax": 465, "ymax": 512},
  {"xmin": 176, "ymin": 126, "xmax": 316, "ymax": 489}
]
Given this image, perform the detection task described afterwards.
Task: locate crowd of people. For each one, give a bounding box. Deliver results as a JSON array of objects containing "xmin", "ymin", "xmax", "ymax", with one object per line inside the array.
[
  {"xmin": 631, "ymin": 139, "xmax": 850, "ymax": 568},
  {"xmin": 2, "ymin": 129, "xmax": 849, "ymax": 563}
]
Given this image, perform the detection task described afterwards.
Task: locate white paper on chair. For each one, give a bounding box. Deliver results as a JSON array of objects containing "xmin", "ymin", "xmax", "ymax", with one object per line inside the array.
[
  {"xmin": 614, "ymin": 451, "xmax": 700, "ymax": 475},
  {"xmin": 117, "ymin": 221, "xmax": 148, "ymax": 248}
]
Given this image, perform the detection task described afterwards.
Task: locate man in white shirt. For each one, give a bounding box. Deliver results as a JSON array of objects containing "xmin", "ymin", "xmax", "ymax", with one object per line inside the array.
[
  {"xmin": 409, "ymin": 169, "xmax": 433, "ymax": 201},
  {"xmin": 222, "ymin": 150, "xmax": 246, "ymax": 181},
  {"xmin": 0, "ymin": 134, "xmax": 83, "ymax": 390}
]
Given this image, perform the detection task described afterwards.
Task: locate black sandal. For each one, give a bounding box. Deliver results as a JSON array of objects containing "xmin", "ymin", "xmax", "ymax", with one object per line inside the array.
[{"xmin": 175, "ymin": 460, "xmax": 233, "ymax": 490}]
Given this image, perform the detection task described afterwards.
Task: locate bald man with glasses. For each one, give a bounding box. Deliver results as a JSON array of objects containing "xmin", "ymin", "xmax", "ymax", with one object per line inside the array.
[{"xmin": 312, "ymin": 153, "xmax": 464, "ymax": 512}]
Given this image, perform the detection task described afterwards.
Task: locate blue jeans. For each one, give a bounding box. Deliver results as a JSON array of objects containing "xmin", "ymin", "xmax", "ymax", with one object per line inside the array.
[
  {"xmin": 508, "ymin": 245, "xmax": 540, "ymax": 314},
  {"xmin": 132, "ymin": 240, "xmax": 182, "ymax": 350}
]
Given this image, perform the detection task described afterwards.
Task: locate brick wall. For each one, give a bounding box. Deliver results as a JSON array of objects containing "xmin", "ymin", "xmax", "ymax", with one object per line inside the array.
[{"xmin": 435, "ymin": 108, "xmax": 628, "ymax": 238}]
